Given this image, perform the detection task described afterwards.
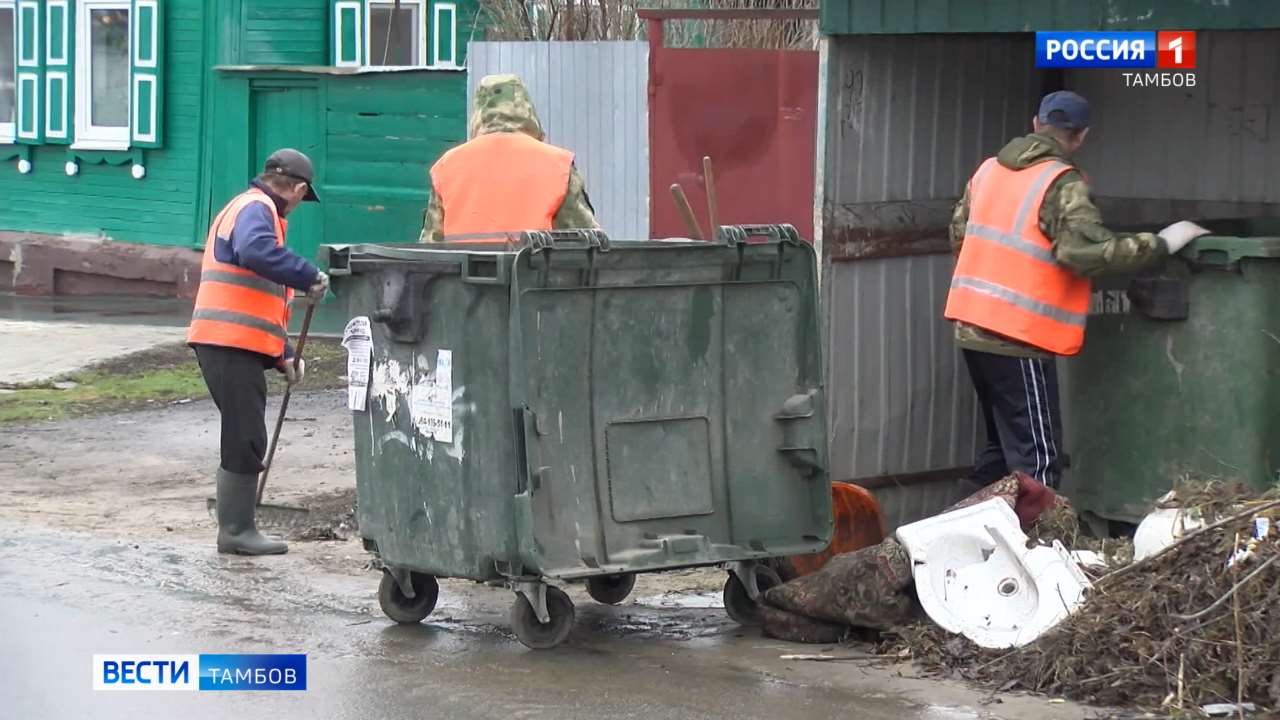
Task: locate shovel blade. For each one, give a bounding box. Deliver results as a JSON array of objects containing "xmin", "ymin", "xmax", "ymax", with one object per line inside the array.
[{"xmin": 205, "ymin": 496, "xmax": 311, "ymax": 533}]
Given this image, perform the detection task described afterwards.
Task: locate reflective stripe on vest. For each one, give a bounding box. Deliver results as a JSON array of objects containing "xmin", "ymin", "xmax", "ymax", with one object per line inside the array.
[
  {"xmin": 943, "ymin": 157, "xmax": 1091, "ymax": 356},
  {"xmin": 430, "ymin": 132, "xmax": 574, "ymax": 240},
  {"xmin": 186, "ymin": 189, "xmax": 293, "ymax": 357}
]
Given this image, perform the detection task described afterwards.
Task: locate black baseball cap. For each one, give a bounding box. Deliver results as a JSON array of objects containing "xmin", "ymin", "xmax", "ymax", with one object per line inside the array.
[
  {"xmin": 264, "ymin": 148, "xmax": 320, "ymax": 202},
  {"xmin": 1038, "ymin": 91, "xmax": 1091, "ymax": 130}
]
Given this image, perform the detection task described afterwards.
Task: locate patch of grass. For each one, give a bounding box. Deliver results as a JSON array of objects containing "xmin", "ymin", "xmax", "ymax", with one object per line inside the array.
[{"xmin": 0, "ymin": 338, "xmax": 348, "ymax": 425}]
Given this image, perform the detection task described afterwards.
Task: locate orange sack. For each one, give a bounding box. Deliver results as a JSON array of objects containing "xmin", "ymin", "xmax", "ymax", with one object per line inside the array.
[{"xmin": 779, "ymin": 482, "xmax": 886, "ymax": 579}]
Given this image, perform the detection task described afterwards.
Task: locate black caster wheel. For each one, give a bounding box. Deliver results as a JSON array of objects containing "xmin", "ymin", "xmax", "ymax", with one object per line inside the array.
[
  {"xmin": 723, "ymin": 565, "xmax": 782, "ymax": 627},
  {"xmin": 378, "ymin": 569, "xmax": 439, "ymax": 624},
  {"xmin": 510, "ymin": 586, "xmax": 575, "ymax": 649},
  {"xmin": 586, "ymin": 573, "xmax": 636, "ymax": 605}
]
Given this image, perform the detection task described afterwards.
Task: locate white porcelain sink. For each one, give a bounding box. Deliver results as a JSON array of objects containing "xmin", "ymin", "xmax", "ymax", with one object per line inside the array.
[{"xmin": 896, "ymin": 499, "xmax": 1091, "ymax": 649}]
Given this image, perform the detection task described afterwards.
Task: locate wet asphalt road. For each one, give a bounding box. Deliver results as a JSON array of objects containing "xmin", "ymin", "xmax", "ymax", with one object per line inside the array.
[{"xmin": 0, "ymin": 521, "xmax": 1073, "ymax": 720}]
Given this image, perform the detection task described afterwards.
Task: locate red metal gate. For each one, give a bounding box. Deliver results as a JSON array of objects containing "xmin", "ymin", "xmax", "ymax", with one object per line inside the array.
[{"xmin": 644, "ymin": 12, "xmax": 818, "ymax": 240}]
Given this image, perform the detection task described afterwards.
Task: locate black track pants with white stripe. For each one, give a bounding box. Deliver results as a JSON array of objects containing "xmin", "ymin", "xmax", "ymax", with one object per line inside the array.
[{"xmin": 962, "ymin": 349, "xmax": 1063, "ymax": 489}]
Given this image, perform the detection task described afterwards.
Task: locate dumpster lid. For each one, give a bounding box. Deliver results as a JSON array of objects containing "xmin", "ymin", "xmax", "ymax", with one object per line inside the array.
[{"xmin": 1185, "ymin": 235, "xmax": 1280, "ymax": 265}]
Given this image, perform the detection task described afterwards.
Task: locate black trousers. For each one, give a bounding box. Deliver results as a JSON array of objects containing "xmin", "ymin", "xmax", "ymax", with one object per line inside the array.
[
  {"xmin": 194, "ymin": 344, "xmax": 270, "ymax": 476},
  {"xmin": 963, "ymin": 349, "xmax": 1064, "ymax": 489}
]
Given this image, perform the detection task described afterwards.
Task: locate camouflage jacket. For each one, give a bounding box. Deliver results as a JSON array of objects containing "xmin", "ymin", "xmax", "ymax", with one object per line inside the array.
[
  {"xmin": 949, "ymin": 133, "xmax": 1169, "ymax": 358},
  {"xmin": 419, "ymin": 74, "xmax": 598, "ymax": 243}
]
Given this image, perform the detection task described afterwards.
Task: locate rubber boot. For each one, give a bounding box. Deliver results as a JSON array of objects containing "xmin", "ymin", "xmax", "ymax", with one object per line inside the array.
[{"xmin": 216, "ymin": 469, "xmax": 288, "ymax": 555}]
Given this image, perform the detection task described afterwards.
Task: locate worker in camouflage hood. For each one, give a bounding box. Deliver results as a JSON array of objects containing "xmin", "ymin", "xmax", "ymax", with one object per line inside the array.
[
  {"xmin": 945, "ymin": 90, "xmax": 1209, "ymax": 491},
  {"xmin": 420, "ymin": 74, "xmax": 598, "ymax": 243}
]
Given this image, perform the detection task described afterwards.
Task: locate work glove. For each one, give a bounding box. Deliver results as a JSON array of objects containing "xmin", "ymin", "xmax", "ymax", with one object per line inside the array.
[
  {"xmin": 307, "ymin": 271, "xmax": 330, "ymax": 301},
  {"xmin": 281, "ymin": 358, "xmax": 306, "ymax": 386},
  {"xmin": 1158, "ymin": 220, "xmax": 1211, "ymax": 255}
]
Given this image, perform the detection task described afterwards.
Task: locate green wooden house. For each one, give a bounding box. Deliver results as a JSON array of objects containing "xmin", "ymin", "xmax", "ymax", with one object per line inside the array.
[{"xmin": 0, "ymin": 0, "xmax": 479, "ymax": 296}]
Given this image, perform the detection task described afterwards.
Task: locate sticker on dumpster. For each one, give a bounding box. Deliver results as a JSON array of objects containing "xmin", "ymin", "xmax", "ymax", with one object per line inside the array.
[
  {"xmin": 1089, "ymin": 289, "xmax": 1131, "ymax": 316},
  {"xmin": 342, "ymin": 316, "xmax": 372, "ymax": 412},
  {"xmin": 412, "ymin": 349, "xmax": 453, "ymax": 444}
]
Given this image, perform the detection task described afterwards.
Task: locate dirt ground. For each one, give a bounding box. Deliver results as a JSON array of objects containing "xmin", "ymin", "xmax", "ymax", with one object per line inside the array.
[
  {"xmin": 0, "ymin": 387, "xmax": 725, "ymax": 594},
  {"xmin": 0, "ymin": 385, "xmax": 1095, "ymax": 719}
]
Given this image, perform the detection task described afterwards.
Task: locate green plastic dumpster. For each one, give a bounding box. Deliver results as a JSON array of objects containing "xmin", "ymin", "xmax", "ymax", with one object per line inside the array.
[
  {"xmin": 1065, "ymin": 222, "xmax": 1280, "ymax": 525},
  {"xmin": 322, "ymin": 226, "xmax": 832, "ymax": 648}
]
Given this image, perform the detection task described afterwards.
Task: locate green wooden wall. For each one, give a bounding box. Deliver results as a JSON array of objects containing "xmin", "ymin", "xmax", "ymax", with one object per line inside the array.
[
  {"xmin": 206, "ymin": 68, "xmax": 467, "ymax": 262},
  {"xmin": 1, "ymin": 0, "xmax": 479, "ymax": 252},
  {"xmin": 0, "ymin": 0, "xmax": 208, "ymax": 247},
  {"xmin": 322, "ymin": 71, "xmax": 467, "ymax": 246},
  {"xmin": 243, "ymin": 0, "xmax": 328, "ymax": 65},
  {"xmin": 822, "ymin": 0, "xmax": 1280, "ymax": 36}
]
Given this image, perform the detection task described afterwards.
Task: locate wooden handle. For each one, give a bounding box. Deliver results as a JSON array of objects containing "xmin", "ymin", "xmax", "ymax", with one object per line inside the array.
[
  {"xmin": 670, "ymin": 183, "xmax": 705, "ymax": 241},
  {"xmin": 702, "ymin": 156, "xmax": 719, "ymax": 242},
  {"xmin": 257, "ymin": 299, "xmax": 316, "ymax": 505}
]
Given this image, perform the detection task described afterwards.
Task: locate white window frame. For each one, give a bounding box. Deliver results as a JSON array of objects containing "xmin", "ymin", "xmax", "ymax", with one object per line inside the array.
[
  {"xmin": 0, "ymin": 0, "xmax": 15, "ymax": 143},
  {"xmin": 73, "ymin": 0, "xmax": 131, "ymax": 151},
  {"xmin": 364, "ymin": 0, "xmax": 427, "ymax": 68},
  {"xmin": 432, "ymin": 2, "xmax": 457, "ymax": 68}
]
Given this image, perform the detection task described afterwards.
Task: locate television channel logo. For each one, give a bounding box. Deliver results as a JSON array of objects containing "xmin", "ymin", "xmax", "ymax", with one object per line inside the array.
[
  {"xmin": 1036, "ymin": 31, "xmax": 1195, "ymax": 69},
  {"xmin": 94, "ymin": 653, "xmax": 307, "ymax": 692}
]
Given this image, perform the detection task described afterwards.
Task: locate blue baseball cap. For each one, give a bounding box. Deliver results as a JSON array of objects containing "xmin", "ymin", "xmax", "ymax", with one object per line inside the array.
[{"xmin": 1038, "ymin": 91, "xmax": 1091, "ymax": 130}]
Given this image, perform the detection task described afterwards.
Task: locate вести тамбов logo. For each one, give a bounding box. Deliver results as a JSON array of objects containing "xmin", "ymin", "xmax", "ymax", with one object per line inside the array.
[
  {"xmin": 1036, "ymin": 31, "xmax": 1197, "ymax": 88},
  {"xmin": 93, "ymin": 654, "xmax": 307, "ymax": 692}
]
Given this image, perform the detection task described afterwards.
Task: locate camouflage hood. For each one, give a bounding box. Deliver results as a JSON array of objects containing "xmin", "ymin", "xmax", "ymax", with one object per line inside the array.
[
  {"xmin": 996, "ymin": 132, "xmax": 1074, "ymax": 171},
  {"xmin": 469, "ymin": 74, "xmax": 545, "ymax": 140}
]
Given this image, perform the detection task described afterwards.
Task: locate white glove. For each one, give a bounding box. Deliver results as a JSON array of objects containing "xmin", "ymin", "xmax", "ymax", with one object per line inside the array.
[
  {"xmin": 1158, "ymin": 220, "xmax": 1211, "ymax": 255},
  {"xmin": 282, "ymin": 358, "xmax": 306, "ymax": 386},
  {"xmin": 307, "ymin": 271, "xmax": 330, "ymax": 301}
]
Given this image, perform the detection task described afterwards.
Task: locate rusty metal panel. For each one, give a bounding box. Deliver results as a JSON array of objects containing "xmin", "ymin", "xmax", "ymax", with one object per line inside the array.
[
  {"xmin": 822, "ymin": 34, "xmax": 1040, "ymax": 260},
  {"xmin": 649, "ymin": 45, "xmax": 818, "ymax": 240},
  {"xmin": 467, "ymin": 41, "xmax": 650, "ymax": 239},
  {"xmin": 1071, "ymin": 30, "xmax": 1280, "ymax": 226}
]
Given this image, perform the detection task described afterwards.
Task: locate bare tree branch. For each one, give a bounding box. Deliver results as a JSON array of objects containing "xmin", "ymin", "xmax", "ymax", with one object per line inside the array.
[{"xmin": 476, "ymin": 0, "xmax": 818, "ymax": 48}]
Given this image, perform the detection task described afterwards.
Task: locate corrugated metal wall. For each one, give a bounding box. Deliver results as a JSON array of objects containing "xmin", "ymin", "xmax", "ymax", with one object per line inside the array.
[
  {"xmin": 822, "ymin": 34, "xmax": 1041, "ymax": 529},
  {"xmin": 1072, "ymin": 30, "xmax": 1280, "ymax": 220},
  {"xmin": 467, "ymin": 41, "xmax": 650, "ymax": 239}
]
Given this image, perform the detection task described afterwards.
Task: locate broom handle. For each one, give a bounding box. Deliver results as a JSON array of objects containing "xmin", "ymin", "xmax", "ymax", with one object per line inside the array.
[
  {"xmin": 702, "ymin": 156, "xmax": 719, "ymax": 242},
  {"xmin": 256, "ymin": 300, "xmax": 316, "ymax": 506}
]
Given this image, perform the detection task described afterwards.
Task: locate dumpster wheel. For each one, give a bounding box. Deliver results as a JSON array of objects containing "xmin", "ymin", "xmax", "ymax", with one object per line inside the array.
[
  {"xmin": 723, "ymin": 564, "xmax": 782, "ymax": 627},
  {"xmin": 586, "ymin": 573, "xmax": 636, "ymax": 605},
  {"xmin": 378, "ymin": 570, "xmax": 439, "ymax": 624},
  {"xmin": 511, "ymin": 586, "xmax": 575, "ymax": 649}
]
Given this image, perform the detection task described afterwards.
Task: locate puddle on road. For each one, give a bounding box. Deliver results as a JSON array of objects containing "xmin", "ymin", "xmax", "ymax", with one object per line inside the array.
[
  {"xmin": 632, "ymin": 591, "xmax": 723, "ymax": 609},
  {"xmin": 919, "ymin": 706, "xmax": 981, "ymax": 720}
]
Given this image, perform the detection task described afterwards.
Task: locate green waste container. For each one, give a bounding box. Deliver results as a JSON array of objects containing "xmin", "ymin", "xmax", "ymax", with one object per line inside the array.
[
  {"xmin": 1065, "ymin": 222, "xmax": 1280, "ymax": 525},
  {"xmin": 322, "ymin": 227, "xmax": 832, "ymax": 648}
]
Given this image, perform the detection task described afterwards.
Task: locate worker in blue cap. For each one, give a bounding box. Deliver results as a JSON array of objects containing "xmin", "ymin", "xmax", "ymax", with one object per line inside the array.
[{"xmin": 944, "ymin": 90, "xmax": 1208, "ymax": 491}]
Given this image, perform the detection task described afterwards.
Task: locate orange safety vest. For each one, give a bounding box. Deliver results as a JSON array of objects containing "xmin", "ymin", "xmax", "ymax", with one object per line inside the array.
[
  {"xmin": 187, "ymin": 189, "xmax": 293, "ymax": 358},
  {"xmin": 944, "ymin": 157, "xmax": 1091, "ymax": 356},
  {"xmin": 430, "ymin": 132, "xmax": 574, "ymax": 242}
]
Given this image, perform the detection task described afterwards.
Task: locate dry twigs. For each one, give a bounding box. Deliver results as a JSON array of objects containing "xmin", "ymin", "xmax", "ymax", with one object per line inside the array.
[{"xmin": 880, "ymin": 481, "xmax": 1280, "ymax": 710}]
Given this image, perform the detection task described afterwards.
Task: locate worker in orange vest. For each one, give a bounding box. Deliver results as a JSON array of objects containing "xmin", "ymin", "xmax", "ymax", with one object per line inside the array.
[
  {"xmin": 944, "ymin": 91, "xmax": 1208, "ymax": 490},
  {"xmin": 419, "ymin": 74, "xmax": 598, "ymax": 243},
  {"xmin": 188, "ymin": 148, "xmax": 329, "ymax": 555}
]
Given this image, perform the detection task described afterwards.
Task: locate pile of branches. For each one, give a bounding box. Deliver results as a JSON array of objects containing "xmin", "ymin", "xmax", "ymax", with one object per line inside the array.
[
  {"xmin": 478, "ymin": 0, "xmax": 818, "ymax": 49},
  {"xmin": 883, "ymin": 481, "xmax": 1280, "ymax": 711}
]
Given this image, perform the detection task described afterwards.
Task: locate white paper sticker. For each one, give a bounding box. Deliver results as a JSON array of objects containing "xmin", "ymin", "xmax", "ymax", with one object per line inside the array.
[
  {"xmin": 342, "ymin": 316, "xmax": 373, "ymax": 411},
  {"xmin": 412, "ymin": 349, "xmax": 453, "ymax": 443}
]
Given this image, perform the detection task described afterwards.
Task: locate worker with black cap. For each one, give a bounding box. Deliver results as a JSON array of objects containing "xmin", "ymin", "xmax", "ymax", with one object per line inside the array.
[
  {"xmin": 187, "ymin": 148, "xmax": 329, "ymax": 555},
  {"xmin": 944, "ymin": 91, "xmax": 1209, "ymax": 491}
]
